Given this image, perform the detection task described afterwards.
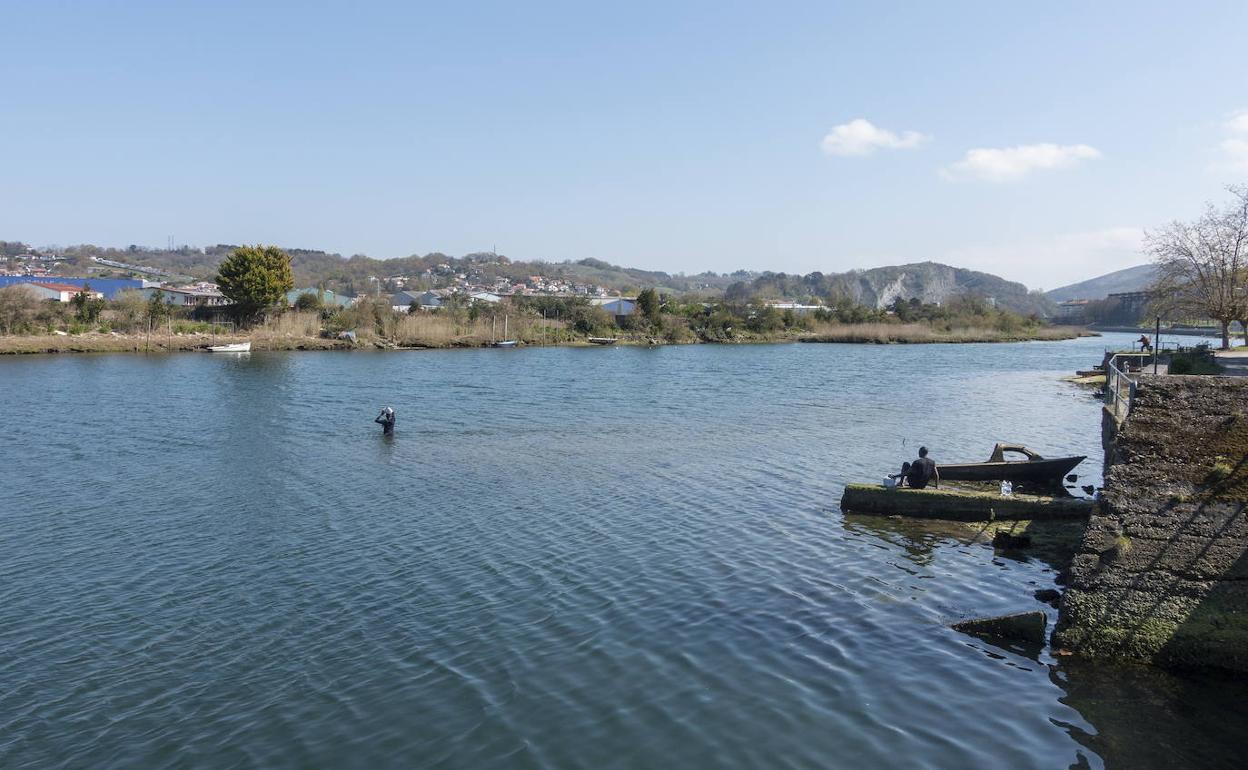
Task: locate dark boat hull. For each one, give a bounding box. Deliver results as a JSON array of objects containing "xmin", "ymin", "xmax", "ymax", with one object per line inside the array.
[{"xmin": 938, "ymin": 455, "xmax": 1085, "ymax": 483}]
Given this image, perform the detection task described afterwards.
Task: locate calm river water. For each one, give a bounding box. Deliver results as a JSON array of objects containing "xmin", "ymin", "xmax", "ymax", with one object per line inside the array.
[{"xmin": 1, "ymin": 333, "xmax": 1243, "ymax": 769}]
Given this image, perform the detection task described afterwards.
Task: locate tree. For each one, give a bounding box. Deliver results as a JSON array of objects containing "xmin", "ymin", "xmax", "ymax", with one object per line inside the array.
[
  {"xmin": 147, "ymin": 290, "xmax": 172, "ymax": 324},
  {"xmin": 636, "ymin": 288, "xmax": 660, "ymax": 324},
  {"xmin": 70, "ymin": 285, "xmax": 105, "ymax": 323},
  {"xmin": 294, "ymin": 292, "xmax": 323, "ymax": 312},
  {"xmin": 1147, "ymin": 186, "xmax": 1248, "ymax": 349},
  {"xmin": 112, "ymin": 289, "xmax": 149, "ymax": 332},
  {"xmin": 216, "ymin": 244, "xmax": 295, "ymax": 321},
  {"xmin": 0, "ymin": 284, "xmax": 42, "ymax": 334}
]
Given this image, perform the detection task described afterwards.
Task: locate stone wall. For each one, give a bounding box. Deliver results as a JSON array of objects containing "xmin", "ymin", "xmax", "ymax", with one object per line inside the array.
[{"xmin": 1053, "ymin": 376, "xmax": 1248, "ymax": 672}]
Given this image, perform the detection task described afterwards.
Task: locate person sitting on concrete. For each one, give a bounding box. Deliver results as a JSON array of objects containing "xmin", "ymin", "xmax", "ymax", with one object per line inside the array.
[
  {"xmin": 906, "ymin": 447, "xmax": 939, "ymax": 489},
  {"xmin": 883, "ymin": 462, "xmax": 912, "ymax": 489},
  {"xmin": 375, "ymin": 406, "xmax": 396, "ymax": 436}
]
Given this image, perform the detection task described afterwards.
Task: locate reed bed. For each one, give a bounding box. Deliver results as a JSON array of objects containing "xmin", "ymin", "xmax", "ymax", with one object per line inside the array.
[
  {"xmin": 386, "ymin": 312, "xmax": 572, "ymax": 347},
  {"xmin": 253, "ymin": 311, "xmax": 322, "ymax": 339},
  {"xmin": 801, "ymin": 322, "xmax": 1085, "ymax": 344}
]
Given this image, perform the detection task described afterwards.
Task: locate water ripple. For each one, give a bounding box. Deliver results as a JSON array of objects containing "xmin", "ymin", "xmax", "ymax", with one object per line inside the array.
[{"xmin": 1, "ymin": 334, "xmax": 1244, "ymax": 768}]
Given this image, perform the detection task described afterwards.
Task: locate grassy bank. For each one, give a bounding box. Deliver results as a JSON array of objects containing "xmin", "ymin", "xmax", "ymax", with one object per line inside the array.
[
  {"xmin": 0, "ymin": 319, "xmax": 1091, "ymax": 355},
  {"xmin": 0, "ymin": 332, "xmax": 353, "ymax": 355},
  {"xmin": 0, "ymin": 293, "xmax": 1092, "ymax": 356}
]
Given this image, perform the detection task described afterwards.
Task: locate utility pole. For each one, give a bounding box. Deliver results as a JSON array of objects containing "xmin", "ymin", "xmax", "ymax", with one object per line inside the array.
[{"xmin": 1154, "ymin": 316, "xmax": 1161, "ymax": 375}]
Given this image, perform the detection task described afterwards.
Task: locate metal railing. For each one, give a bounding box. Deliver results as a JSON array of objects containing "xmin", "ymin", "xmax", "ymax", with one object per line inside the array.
[{"xmin": 1104, "ymin": 354, "xmax": 1138, "ymax": 420}]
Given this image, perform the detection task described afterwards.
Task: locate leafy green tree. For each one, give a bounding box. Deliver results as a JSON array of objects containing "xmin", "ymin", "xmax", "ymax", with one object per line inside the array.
[
  {"xmin": 70, "ymin": 285, "xmax": 105, "ymax": 323},
  {"xmin": 147, "ymin": 290, "xmax": 172, "ymax": 324},
  {"xmin": 216, "ymin": 244, "xmax": 295, "ymax": 320},
  {"xmin": 294, "ymin": 292, "xmax": 323, "ymax": 312},
  {"xmin": 746, "ymin": 302, "xmax": 782, "ymax": 333},
  {"xmin": 636, "ymin": 288, "xmax": 661, "ymax": 323}
]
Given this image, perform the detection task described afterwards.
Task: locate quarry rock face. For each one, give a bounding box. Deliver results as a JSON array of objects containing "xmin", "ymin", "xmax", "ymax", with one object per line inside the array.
[{"xmin": 834, "ymin": 261, "xmax": 1052, "ymax": 316}]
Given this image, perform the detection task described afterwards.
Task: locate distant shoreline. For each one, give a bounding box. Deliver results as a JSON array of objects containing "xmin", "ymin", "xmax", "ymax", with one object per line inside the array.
[{"xmin": 0, "ymin": 325, "xmax": 1093, "ymax": 356}]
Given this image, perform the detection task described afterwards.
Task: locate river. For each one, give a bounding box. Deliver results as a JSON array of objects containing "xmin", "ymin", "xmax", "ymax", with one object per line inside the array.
[{"xmin": 1, "ymin": 333, "xmax": 1242, "ymax": 769}]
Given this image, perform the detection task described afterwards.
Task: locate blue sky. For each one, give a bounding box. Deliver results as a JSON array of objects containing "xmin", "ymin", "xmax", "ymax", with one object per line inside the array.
[{"xmin": 4, "ymin": 0, "xmax": 1247, "ymax": 289}]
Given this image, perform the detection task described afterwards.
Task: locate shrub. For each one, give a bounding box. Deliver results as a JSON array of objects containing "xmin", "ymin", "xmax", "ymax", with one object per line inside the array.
[
  {"xmin": 110, "ymin": 290, "xmax": 149, "ymax": 332},
  {"xmin": 0, "ymin": 284, "xmax": 43, "ymax": 334},
  {"xmin": 294, "ymin": 292, "xmax": 323, "ymax": 312},
  {"xmin": 1168, "ymin": 352, "xmax": 1221, "ymax": 375},
  {"xmin": 1208, "ymin": 458, "xmax": 1234, "ymax": 482},
  {"xmin": 71, "ymin": 287, "xmax": 105, "ymax": 323}
]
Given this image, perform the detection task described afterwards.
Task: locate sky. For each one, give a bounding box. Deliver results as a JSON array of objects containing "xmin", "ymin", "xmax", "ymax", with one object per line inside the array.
[{"xmin": 4, "ymin": 0, "xmax": 1248, "ymax": 290}]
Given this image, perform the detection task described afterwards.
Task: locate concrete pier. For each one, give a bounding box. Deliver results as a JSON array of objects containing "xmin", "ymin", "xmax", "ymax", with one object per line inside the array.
[
  {"xmin": 1053, "ymin": 375, "xmax": 1248, "ymax": 672},
  {"xmin": 839, "ymin": 484, "xmax": 1093, "ymax": 521}
]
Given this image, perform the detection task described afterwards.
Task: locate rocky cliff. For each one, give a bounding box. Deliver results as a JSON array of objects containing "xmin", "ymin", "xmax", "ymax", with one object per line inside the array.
[{"xmin": 832, "ymin": 262, "xmax": 1055, "ymax": 317}]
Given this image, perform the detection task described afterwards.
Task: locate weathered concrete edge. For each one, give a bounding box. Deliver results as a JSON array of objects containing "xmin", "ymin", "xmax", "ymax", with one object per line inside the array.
[{"xmin": 840, "ymin": 483, "xmax": 1094, "ymax": 521}]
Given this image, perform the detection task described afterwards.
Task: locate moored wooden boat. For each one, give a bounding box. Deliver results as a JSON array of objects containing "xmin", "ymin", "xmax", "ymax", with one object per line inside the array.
[
  {"xmin": 938, "ymin": 444, "xmax": 1085, "ymax": 483},
  {"xmin": 587, "ymin": 337, "xmax": 618, "ymax": 345}
]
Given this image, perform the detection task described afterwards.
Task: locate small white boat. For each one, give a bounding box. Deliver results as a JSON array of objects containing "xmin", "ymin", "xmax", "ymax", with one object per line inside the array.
[
  {"xmin": 208, "ymin": 342, "xmax": 252, "ymax": 353},
  {"xmin": 492, "ymin": 315, "xmax": 517, "ymax": 347}
]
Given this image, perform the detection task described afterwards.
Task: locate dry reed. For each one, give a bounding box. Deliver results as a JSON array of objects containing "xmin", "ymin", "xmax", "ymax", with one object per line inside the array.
[
  {"xmin": 802, "ymin": 322, "xmax": 1084, "ymax": 344},
  {"xmin": 253, "ymin": 312, "xmax": 322, "ymax": 339}
]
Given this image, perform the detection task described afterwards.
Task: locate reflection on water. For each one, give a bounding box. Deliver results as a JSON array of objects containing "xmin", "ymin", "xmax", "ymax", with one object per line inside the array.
[
  {"xmin": 0, "ymin": 334, "xmax": 1244, "ymax": 769},
  {"xmin": 1055, "ymin": 659, "xmax": 1248, "ymax": 769},
  {"xmin": 845, "ymin": 510, "xmax": 1248, "ymax": 770}
]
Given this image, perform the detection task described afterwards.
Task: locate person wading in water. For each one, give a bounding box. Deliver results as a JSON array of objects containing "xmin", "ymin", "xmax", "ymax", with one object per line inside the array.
[
  {"xmin": 906, "ymin": 446, "xmax": 939, "ymax": 489},
  {"xmin": 375, "ymin": 406, "xmax": 396, "ymax": 436}
]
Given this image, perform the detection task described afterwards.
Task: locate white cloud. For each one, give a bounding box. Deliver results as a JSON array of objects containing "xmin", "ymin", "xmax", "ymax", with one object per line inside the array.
[
  {"xmin": 820, "ymin": 118, "xmax": 928, "ymax": 157},
  {"xmin": 1219, "ymin": 111, "xmax": 1248, "ymax": 172},
  {"xmin": 941, "ymin": 143, "xmax": 1102, "ymax": 182}
]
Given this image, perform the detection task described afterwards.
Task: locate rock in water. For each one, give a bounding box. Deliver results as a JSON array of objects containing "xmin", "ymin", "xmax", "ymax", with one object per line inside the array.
[
  {"xmin": 1034, "ymin": 588, "xmax": 1062, "ymax": 607},
  {"xmin": 992, "ymin": 531, "xmax": 1032, "ymax": 550},
  {"xmin": 952, "ymin": 611, "xmax": 1047, "ymax": 646}
]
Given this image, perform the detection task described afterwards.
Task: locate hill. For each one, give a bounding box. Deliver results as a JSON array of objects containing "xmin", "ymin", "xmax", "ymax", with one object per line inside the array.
[
  {"xmin": 1044, "ymin": 264, "xmax": 1157, "ymax": 302},
  {"xmin": 13, "ymin": 243, "xmax": 740, "ymax": 297},
  {"xmin": 731, "ymin": 261, "xmax": 1053, "ymax": 316},
  {"xmin": 4, "ymin": 242, "xmax": 1055, "ymax": 316},
  {"xmin": 838, "ymin": 262, "xmax": 1054, "ymax": 317}
]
